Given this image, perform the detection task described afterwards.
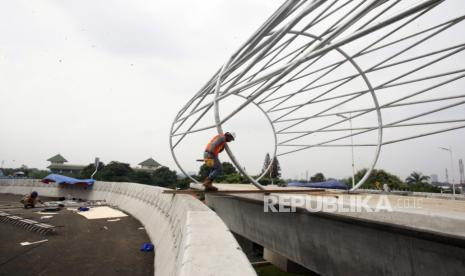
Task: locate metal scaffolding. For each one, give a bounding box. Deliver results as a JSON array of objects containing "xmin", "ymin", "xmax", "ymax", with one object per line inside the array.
[{"xmin": 170, "ymin": 0, "xmax": 465, "ymax": 191}]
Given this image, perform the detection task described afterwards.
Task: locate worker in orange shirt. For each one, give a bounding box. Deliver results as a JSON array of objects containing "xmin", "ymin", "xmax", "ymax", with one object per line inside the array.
[
  {"xmin": 21, "ymin": 191, "xmax": 44, "ymax": 208},
  {"xmin": 203, "ymin": 132, "xmax": 236, "ymax": 191}
]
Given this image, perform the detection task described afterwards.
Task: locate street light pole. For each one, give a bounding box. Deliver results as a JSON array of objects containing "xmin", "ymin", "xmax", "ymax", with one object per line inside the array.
[
  {"xmin": 459, "ymin": 159, "xmax": 464, "ymax": 185},
  {"xmin": 439, "ymin": 146, "xmax": 455, "ymax": 196},
  {"xmin": 337, "ymin": 113, "xmax": 355, "ymax": 189},
  {"xmin": 459, "ymin": 159, "xmax": 464, "ymax": 194}
]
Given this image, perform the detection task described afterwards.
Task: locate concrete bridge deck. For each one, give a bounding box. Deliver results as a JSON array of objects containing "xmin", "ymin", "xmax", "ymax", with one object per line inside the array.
[{"xmin": 197, "ymin": 183, "xmax": 465, "ymax": 275}]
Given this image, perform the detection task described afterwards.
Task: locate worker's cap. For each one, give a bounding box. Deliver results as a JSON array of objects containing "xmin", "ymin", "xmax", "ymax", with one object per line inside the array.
[
  {"xmin": 31, "ymin": 191, "xmax": 38, "ymax": 198},
  {"xmin": 225, "ymin": 132, "xmax": 236, "ymax": 141}
]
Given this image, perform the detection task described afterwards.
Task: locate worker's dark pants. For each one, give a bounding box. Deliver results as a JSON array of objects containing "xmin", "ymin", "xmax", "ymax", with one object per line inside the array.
[
  {"xmin": 204, "ymin": 152, "xmax": 222, "ymax": 180},
  {"xmin": 20, "ymin": 200, "xmax": 35, "ymax": 209}
]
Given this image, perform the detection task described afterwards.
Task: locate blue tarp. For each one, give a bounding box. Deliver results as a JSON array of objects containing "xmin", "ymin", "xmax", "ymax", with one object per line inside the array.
[
  {"xmin": 287, "ymin": 179, "xmax": 348, "ymax": 190},
  {"xmin": 42, "ymin": 174, "xmax": 94, "ymax": 186}
]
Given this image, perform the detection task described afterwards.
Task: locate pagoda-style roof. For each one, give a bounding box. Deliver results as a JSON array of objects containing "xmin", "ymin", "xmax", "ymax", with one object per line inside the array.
[
  {"xmin": 47, "ymin": 154, "xmax": 68, "ymax": 163},
  {"xmin": 47, "ymin": 164, "xmax": 86, "ymax": 170},
  {"xmin": 138, "ymin": 158, "xmax": 160, "ymax": 168}
]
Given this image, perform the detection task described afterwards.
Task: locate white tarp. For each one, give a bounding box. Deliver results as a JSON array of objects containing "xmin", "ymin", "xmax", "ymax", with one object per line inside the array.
[{"xmin": 77, "ymin": 206, "xmax": 128, "ymax": 220}]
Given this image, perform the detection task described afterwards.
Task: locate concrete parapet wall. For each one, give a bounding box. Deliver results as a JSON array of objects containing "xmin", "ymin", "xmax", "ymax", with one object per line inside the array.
[
  {"xmin": 360, "ymin": 188, "xmax": 465, "ymax": 200},
  {"xmin": 0, "ymin": 179, "xmax": 256, "ymax": 276},
  {"xmin": 202, "ymin": 185, "xmax": 465, "ymax": 276}
]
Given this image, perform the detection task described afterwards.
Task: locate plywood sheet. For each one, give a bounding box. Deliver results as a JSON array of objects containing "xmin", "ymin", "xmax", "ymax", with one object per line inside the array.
[{"xmin": 77, "ymin": 206, "xmax": 128, "ymax": 220}]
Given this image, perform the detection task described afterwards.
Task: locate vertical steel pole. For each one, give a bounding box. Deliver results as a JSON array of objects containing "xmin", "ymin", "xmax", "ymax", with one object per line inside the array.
[
  {"xmin": 349, "ymin": 113, "xmax": 356, "ymax": 189},
  {"xmin": 449, "ymin": 147, "xmax": 456, "ymax": 196}
]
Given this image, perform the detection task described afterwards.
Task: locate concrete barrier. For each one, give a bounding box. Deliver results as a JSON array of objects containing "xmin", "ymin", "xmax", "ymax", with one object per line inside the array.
[
  {"xmin": 359, "ymin": 188, "xmax": 465, "ymax": 200},
  {"xmin": 0, "ymin": 179, "xmax": 256, "ymax": 276},
  {"xmin": 204, "ymin": 184, "xmax": 465, "ymax": 275}
]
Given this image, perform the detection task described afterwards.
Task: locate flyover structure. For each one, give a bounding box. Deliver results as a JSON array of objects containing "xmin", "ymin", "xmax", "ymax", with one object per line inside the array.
[
  {"xmin": 197, "ymin": 183, "xmax": 465, "ymax": 275},
  {"xmin": 170, "ymin": 0, "xmax": 465, "ymax": 190},
  {"xmin": 2, "ymin": 179, "xmax": 465, "ymax": 275}
]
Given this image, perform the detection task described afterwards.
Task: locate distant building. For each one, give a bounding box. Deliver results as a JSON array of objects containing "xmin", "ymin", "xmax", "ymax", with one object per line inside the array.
[
  {"xmin": 431, "ymin": 174, "xmax": 439, "ymax": 183},
  {"xmin": 46, "ymin": 154, "xmax": 162, "ymax": 175},
  {"xmin": 47, "ymin": 154, "xmax": 85, "ymax": 176},
  {"xmin": 135, "ymin": 158, "xmax": 161, "ymax": 172},
  {"xmin": 13, "ymin": 171, "xmax": 25, "ymax": 177}
]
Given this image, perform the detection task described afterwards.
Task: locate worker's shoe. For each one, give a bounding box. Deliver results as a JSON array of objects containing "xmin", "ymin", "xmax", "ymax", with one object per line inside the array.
[
  {"xmin": 203, "ymin": 179, "xmax": 218, "ymax": 192},
  {"xmin": 204, "ymin": 185, "xmax": 218, "ymax": 192},
  {"xmin": 202, "ymin": 178, "xmax": 212, "ymax": 186}
]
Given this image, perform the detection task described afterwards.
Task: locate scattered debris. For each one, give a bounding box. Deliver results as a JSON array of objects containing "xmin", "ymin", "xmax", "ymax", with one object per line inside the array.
[
  {"xmin": 78, "ymin": 207, "xmax": 89, "ymax": 212},
  {"xmin": 42, "ymin": 207, "xmax": 61, "ymax": 212},
  {"xmin": 44, "ymin": 199, "xmax": 106, "ymax": 208},
  {"xmin": 45, "ymin": 200, "xmax": 80, "ymax": 207},
  {"xmin": 77, "ymin": 206, "xmax": 128, "ymax": 220},
  {"xmin": 20, "ymin": 239, "xmax": 48, "ymax": 246},
  {"xmin": 138, "ymin": 227, "xmax": 145, "ymax": 230},
  {"xmin": 103, "ymin": 226, "xmax": 108, "ymax": 230},
  {"xmin": 0, "ymin": 211, "xmax": 56, "ymax": 235},
  {"xmin": 88, "ymin": 200, "xmax": 106, "ymax": 206},
  {"xmin": 40, "ymin": 216, "xmax": 53, "ymax": 220},
  {"xmin": 140, "ymin": 243, "xmax": 154, "ymax": 252},
  {"xmin": 37, "ymin": 212, "xmax": 58, "ymax": 215},
  {"xmin": 107, "ymin": 218, "xmax": 121, "ymax": 222}
]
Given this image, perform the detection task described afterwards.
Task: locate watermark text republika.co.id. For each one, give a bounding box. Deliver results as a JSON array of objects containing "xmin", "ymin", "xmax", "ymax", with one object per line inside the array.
[{"xmin": 264, "ymin": 194, "xmax": 423, "ymax": 213}]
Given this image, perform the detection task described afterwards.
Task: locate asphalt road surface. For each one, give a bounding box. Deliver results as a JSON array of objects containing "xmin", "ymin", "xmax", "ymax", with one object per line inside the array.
[{"xmin": 0, "ymin": 194, "xmax": 153, "ymax": 276}]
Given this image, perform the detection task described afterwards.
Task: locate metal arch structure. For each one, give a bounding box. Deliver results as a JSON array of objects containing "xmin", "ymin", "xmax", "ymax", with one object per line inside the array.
[{"xmin": 170, "ymin": 0, "xmax": 465, "ymax": 191}]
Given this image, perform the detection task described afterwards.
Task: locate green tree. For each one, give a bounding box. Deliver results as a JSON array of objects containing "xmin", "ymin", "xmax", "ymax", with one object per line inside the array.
[
  {"xmin": 198, "ymin": 164, "xmax": 210, "ymax": 180},
  {"xmin": 408, "ymin": 182, "xmax": 440, "ymax": 192},
  {"xmin": 198, "ymin": 161, "xmax": 237, "ymax": 181},
  {"xmin": 262, "ymin": 153, "xmax": 271, "ymax": 174},
  {"xmin": 176, "ymin": 177, "xmax": 192, "ymax": 189},
  {"xmin": 353, "ymin": 168, "xmax": 403, "ymax": 189},
  {"xmin": 270, "ymin": 157, "xmax": 281, "ymax": 179},
  {"xmin": 151, "ymin": 166, "xmax": 177, "ymax": 187},
  {"xmin": 80, "ymin": 162, "xmax": 105, "ymax": 179},
  {"xmin": 405, "ymin": 171, "xmax": 430, "ymax": 185},
  {"xmin": 222, "ymin": 162, "xmax": 237, "ymax": 175},
  {"xmin": 98, "ymin": 161, "xmax": 133, "ymax": 182},
  {"xmin": 132, "ymin": 171, "xmax": 154, "ymax": 185},
  {"xmin": 262, "ymin": 154, "xmax": 281, "ymax": 180},
  {"xmin": 311, "ymin": 172, "xmax": 326, "ymax": 182},
  {"xmin": 221, "ymin": 173, "xmax": 246, "ymax": 184},
  {"xmin": 1, "ymin": 168, "xmax": 15, "ymax": 176},
  {"xmin": 29, "ymin": 169, "xmax": 50, "ymax": 179}
]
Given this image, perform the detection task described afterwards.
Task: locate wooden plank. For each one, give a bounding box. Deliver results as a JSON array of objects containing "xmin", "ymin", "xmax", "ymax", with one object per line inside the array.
[{"xmin": 162, "ymin": 189, "xmax": 325, "ymax": 194}]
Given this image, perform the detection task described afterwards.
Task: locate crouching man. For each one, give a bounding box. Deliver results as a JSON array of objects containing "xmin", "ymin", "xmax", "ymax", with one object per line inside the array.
[{"xmin": 21, "ymin": 191, "xmax": 44, "ymax": 208}]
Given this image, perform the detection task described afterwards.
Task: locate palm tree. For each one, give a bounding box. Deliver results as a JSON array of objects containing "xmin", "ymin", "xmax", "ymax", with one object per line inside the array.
[{"xmin": 405, "ymin": 171, "xmax": 430, "ymax": 185}]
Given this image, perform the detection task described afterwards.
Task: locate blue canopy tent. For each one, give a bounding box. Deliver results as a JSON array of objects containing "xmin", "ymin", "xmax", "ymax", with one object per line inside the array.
[
  {"xmin": 42, "ymin": 174, "xmax": 94, "ymax": 186},
  {"xmin": 287, "ymin": 179, "xmax": 348, "ymax": 190}
]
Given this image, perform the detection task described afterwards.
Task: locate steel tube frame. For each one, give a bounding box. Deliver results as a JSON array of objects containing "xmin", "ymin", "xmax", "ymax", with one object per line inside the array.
[{"xmin": 170, "ymin": 0, "xmax": 465, "ymax": 192}]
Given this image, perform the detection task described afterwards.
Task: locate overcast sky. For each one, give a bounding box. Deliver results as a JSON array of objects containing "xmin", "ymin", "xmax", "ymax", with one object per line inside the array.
[{"xmin": 1, "ymin": 0, "xmax": 464, "ymax": 182}]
